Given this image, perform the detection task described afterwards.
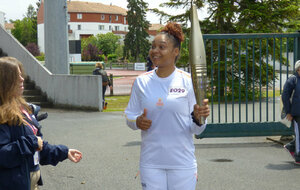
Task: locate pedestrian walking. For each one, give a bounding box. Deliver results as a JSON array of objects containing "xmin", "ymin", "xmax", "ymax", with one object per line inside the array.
[
  {"xmin": 93, "ymin": 62, "xmax": 112, "ymax": 109},
  {"xmin": 282, "ymin": 60, "xmax": 300, "ymax": 165}
]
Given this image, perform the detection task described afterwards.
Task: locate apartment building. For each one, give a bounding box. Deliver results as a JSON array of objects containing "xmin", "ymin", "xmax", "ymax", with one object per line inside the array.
[
  {"xmin": 37, "ymin": 0, "xmax": 162, "ymax": 62},
  {"xmin": 37, "ymin": 0, "xmax": 128, "ymax": 53}
]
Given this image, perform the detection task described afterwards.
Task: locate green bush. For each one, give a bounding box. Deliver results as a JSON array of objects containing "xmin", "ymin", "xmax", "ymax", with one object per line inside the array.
[
  {"xmin": 99, "ymin": 54, "xmax": 106, "ymax": 61},
  {"xmin": 35, "ymin": 52, "xmax": 45, "ymax": 61},
  {"xmin": 107, "ymin": 54, "xmax": 118, "ymax": 62}
]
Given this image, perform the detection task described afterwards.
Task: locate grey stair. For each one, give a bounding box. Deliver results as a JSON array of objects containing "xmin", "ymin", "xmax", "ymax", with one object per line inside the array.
[
  {"xmin": 23, "ymin": 89, "xmax": 43, "ymax": 96},
  {"xmin": 23, "ymin": 78, "xmax": 53, "ymax": 108},
  {"xmin": 30, "ymin": 101, "xmax": 53, "ymax": 108},
  {"xmin": 24, "ymin": 83, "xmax": 35, "ymax": 89},
  {"xmin": 23, "ymin": 95, "xmax": 47, "ymax": 102}
]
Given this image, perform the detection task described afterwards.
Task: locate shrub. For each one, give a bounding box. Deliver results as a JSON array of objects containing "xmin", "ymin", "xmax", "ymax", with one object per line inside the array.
[
  {"xmin": 99, "ymin": 54, "xmax": 106, "ymax": 61},
  {"xmin": 35, "ymin": 52, "xmax": 45, "ymax": 61},
  {"xmin": 82, "ymin": 44, "xmax": 102, "ymax": 61},
  {"xmin": 26, "ymin": 43, "xmax": 40, "ymax": 56},
  {"xmin": 107, "ymin": 54, "xmax": 118, "ymax": 62}
]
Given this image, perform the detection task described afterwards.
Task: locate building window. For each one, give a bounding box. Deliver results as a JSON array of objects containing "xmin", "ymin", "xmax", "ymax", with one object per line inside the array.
[
  {"xmin": 101, "ymin": 14, "xmax": 105, "ymax": 20},
  {"xmin": 68, "ymin": 25, "xmax": 70, "ymax": 30},
  {"xmin": 78, "ymin": 25, "xmax": 81, "ymax": 30},
  {"xmin": 114, "ymin": 26, "xmax": 119, "ymax": 31},
  {"xmin": 124, "ymin": 17, "xmax": 126, "ymax": 24},
  {"xmin": 109, "ymin": 26, "xmax": 112, "ymax": 31},
  {"xmin": 67, "ymin": 14, "xmax": 70, "ymax": 21},
  {"xmin": 109, "ymin": 15, "xmax": 112, "ymax": 23},
  {"xmin": 99, "ymin": 25, "xmax": 104, "ymax": 30},
  {"xmin": 77, "ymin": 13, "xmax": 82, "ymax": 19},
  {"xmin": 124, "ymin": 27, "xmax": 127, "ymax": 31},
  {"xmin": 115, "ymin": 15, "xmax": 118, "ymax": 21}
]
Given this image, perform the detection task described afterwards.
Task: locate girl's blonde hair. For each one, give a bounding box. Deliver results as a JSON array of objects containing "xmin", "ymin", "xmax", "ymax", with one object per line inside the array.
[
  {"xmin": 95, "ymin": 62, "xmax": 103, "ymax": 69},
  {"xmin": 0, "ymin": 57, "xmax": 30, "ymax": 126}
]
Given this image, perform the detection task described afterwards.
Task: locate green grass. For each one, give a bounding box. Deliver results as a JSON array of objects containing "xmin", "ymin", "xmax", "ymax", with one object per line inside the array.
[
  {"xmin": 262, "ymin": 90, "xmax": 281, "ymax": 98},
  {"xmin": 104, "ymin": 95, "xmax": 130, "ymax": 112}
]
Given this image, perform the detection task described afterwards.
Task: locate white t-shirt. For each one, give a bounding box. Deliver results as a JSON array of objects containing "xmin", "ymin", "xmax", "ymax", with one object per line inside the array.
[{"xmin": 125, "ymin": 68, "xmax": 206, "ymax": 169}]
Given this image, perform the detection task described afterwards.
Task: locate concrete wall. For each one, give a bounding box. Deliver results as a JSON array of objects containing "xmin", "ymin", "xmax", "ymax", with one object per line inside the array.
[
  {"xmin": 37, "ymin": 23, "xmax": 45, "ymax": 53},
  {"xmin": 0, "ymin": 24, "xmax": 102, "ymax": 111},
  {"xmin": 44, "ymin": 0, "xmax": 69, "ymax": 74}
]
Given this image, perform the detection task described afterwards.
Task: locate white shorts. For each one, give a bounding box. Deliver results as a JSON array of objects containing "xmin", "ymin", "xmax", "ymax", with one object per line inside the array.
[{"xmin": 139, "ymin": 167, "xmax": 197, "ymax": 190}]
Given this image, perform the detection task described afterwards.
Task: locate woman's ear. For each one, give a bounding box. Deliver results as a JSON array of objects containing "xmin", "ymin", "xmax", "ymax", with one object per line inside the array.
[{"xmin": 173, "ymin": 48, "xmax": 180, "ymax": 57}]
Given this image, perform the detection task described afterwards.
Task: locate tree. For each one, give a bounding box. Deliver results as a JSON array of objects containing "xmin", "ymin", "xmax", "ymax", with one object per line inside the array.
[
  {"xmin": 154, "ymin": 0, "xmax": 299, "ymax": 33},
  {"xmin": 151, "ymin": 0, "xmax": 204, "ymax": 28},
  {"xmin": 95, "ymin": 33, "xmax": 120, "ymax": 56},
  {"xmin": 115, "ymin": 45, "xmax": 124, "ymax": 59},
  {"xmin": 236, "ymin": 0, "xmax": 299, "ymax": 33},
  {"xmin": 11, "ymin": 4, "xmax": 38, "ymax": 47},
  {"xmin": 124, "ymin": 0, "xmax": 150, "ymax": 62},
  {"xmin": 81, "ymin": 33, "xmax": 120, "ymax": 59},
  {"xmin": 203, "ymin": 0, "xmax": 299, "ymax": 99}
]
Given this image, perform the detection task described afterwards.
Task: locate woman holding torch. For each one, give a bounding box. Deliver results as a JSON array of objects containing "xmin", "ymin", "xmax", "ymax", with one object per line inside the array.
[{"xmin": 125, "ymin": 22, "xmax": 209, "ymax": 190}]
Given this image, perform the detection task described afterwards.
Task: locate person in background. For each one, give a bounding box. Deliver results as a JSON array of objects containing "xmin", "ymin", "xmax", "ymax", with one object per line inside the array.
[
  {"xmin": 146, "ymin": 56, "xmax": 155, "ymax": 71},
  {"xmin": 124, "ymin": 22, "xmax": 210, "ymax": 190},
  {"xmin": 93, "ymin": 62, "xmax": 113, "ymax": 109},
  {"xmin": 0, "ymin": 57, "xmax": 82, "ymax": 190},
  {"xmin": 282, "ymin": 60, "xmax": 300, "ymax": 165}
]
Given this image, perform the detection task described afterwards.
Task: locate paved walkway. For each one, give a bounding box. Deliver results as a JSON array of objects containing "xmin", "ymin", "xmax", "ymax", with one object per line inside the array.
[
  {"xmin": 38, "ymin": 109, "xmax": 300, "ymax": 190},
  {"xmin": 104, "ymin": 69, "xmax": 146, "ymax": 95}
]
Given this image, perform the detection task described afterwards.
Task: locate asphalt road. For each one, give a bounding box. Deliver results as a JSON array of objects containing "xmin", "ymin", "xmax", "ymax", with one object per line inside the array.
[{"xmin": 38, "ymin": 108, "xmax": 300, "ymax": 190}]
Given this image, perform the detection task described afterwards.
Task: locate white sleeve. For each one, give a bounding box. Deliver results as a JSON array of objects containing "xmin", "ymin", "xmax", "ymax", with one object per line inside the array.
[
  {"xmin": 124, "ymin": 79, "xmax": 143, "ymax": 130},
  {"xmin": 188, "ymin": 80, "xmax": 207, "ymax": 135}
]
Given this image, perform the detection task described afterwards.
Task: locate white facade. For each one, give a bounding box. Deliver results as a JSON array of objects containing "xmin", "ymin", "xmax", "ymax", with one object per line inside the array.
[
  {"xmin": 68, "ymin": 22, "xmax": 128, "ymax": 40},
  {"xmin": 38, "ymin": 21, "xmax": 128, "ymax": 54},
  {"xmin": 0, "ymin": 11, "xmax": 5, "ymax": 27},
  {"xmin": 69, "ymin": 53, "xmax": 81, "ymax": 62},
  {"xmin": 37, "ymin": 23, "xmax": 45, "ymax": 52}
]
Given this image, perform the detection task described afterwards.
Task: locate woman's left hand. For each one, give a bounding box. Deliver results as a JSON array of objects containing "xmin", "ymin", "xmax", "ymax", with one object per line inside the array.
[
  {"xmin": 193, "ymin": 99, "xmax": 210, "ymax": 122},
  {"xmin": 68, "ymin": 149, "xmax": 82, "ymax": 163}
]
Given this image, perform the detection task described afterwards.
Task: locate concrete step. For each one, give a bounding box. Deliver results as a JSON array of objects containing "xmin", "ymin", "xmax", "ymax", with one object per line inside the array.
[
  {"xmin": 24, "ymin": 95, "xmax": 48, "ymax": 102},
  {"xmin": 23, "ymin": 78, "xmax": 53, "ymax": 108},
  {"xmin": 29, "ymin": 101, "xmax": 53, "ymax": 108},
  {"xmin": 24, "ymin": 82, "xmax": 35, "ymax": 90},
  {"xmin": 23, "ymin": 89, "xmax": 41, "ymax": 96}
]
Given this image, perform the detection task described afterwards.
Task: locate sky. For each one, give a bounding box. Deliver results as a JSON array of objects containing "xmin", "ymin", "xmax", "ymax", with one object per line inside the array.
[{"xmin": 0, "ymin": 0, "xmax": 209, "ymax": 24}]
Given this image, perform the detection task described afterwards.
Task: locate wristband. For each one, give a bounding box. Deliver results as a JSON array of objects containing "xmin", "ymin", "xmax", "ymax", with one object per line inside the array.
[{"xmin": 191, "ymin": 111, "xmax": 201, "ymax": 126}]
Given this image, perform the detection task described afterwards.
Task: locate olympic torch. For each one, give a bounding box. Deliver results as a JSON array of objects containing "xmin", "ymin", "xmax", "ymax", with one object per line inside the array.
[{"xmin": 189, "ymin": 3, "xmax": 207, "ymax": 124}]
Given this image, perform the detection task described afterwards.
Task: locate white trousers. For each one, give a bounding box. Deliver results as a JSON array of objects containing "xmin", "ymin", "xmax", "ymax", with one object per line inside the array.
[{"xmin": 140, "ymin": 167, "xmax": 197, "ymax": 190}]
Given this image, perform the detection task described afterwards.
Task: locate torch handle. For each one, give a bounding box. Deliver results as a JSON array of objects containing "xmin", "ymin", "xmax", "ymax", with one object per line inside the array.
[{"xmin": 191, "ymin": 64, "xmax": 207, "ymax": 125}]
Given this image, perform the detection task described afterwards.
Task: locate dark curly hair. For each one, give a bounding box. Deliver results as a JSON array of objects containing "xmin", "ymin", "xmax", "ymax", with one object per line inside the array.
[{"xmin": 160, "ymin": 22, "xmax": 184, "ymax": 50}]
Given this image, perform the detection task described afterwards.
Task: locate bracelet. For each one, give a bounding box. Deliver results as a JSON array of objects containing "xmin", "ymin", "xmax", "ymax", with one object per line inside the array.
[{"xmin": 191, "ymin": 111, "xmax": 201, "ymax": 126}]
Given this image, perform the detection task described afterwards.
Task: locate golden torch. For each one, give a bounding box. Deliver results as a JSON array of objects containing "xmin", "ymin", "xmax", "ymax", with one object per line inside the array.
[{"xmin": 189, "ymin": 3, "xmax": 207, "ymax": 124}]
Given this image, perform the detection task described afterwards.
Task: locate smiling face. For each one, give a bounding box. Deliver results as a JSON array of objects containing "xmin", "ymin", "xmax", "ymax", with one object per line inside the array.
[{"xmin": 149, "ymin": 34, "xmax": 179, "ymax": 69}]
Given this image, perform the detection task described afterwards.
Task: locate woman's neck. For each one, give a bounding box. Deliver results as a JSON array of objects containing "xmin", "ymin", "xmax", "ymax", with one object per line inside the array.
[{"xmin": 156, "ymin": 65, "xmax": 176, "ymax": 78}]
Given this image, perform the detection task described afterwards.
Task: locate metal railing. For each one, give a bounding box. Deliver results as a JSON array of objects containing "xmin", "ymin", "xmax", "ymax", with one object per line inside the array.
[{"xmin": 197, "ymin": 32, "xmax": 300, "ymax": 138}]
